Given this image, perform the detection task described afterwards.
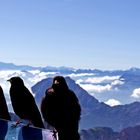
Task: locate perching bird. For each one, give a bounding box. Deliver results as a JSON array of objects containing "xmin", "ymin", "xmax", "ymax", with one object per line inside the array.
[
  {"xmin": 8, "ymin": 76, "xmax": 44, "ymax": 128},
  {"xmin": 0, "ymin": 85, "xmax": 11, "ymax": 121},
  {"xmin": 41, "ymin": 76, "xmax": 81, "ymax": 140}
]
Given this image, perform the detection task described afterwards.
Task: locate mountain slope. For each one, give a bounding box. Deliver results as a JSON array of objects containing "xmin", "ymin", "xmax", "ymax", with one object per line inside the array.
[{"xmin": 0, "ymin": 62, "xmax": 40, "ymax": 70}]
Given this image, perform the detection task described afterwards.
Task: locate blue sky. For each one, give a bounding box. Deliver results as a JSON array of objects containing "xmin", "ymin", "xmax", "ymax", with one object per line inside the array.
[{"xmin": 0, "ymin": 0, "xmax": 140, "ymax": 70}]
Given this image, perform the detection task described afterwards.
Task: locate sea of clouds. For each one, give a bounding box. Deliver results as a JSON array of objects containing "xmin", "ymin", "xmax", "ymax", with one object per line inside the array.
[{"xmin": 0, "ymin": 70, "xmax": 139, "ymax": 111}]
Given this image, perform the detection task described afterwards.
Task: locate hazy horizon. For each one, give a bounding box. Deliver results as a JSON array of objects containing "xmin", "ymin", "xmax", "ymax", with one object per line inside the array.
[{"xmin": 0, "ymin": 61, "xmax": 140, "ymax": 71}]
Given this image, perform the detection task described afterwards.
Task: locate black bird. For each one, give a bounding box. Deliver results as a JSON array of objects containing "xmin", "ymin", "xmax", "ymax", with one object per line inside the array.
[
  {"xmin": 41, "ymin": 76, "xmax": 81, "ymax": 140},
  {"xmin": 8, "ymin": 76, "xmax": 44, "ymax": 128},
  {"xmin": 0, "ymin": 85, "xmax": 11, "ymax": 120}
]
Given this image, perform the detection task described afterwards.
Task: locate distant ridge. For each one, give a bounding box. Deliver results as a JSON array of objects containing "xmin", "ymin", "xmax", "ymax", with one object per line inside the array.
[
  {"xmin": 80, "ymin": 125, "xmax": 140, "ymax": 140},
  {"xmin": 1, "ymin": 61, "xmax": 140, "ymax": 73},
  {"xmin": 0, "ymin": 62, "xmax": 40, "ymax": 70}
]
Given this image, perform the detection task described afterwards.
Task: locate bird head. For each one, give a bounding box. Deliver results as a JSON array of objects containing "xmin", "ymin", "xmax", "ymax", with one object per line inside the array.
[
  {"xmin": 7, "ymin": 76, "xmax": 24, "ymax": 86},
  {"xmin": 52, "ymin": 76, "xmax": 68, "ymax": 91}
]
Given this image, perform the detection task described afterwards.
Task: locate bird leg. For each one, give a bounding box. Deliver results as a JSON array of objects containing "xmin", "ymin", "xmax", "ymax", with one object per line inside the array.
[
  {"xmin": 11, "ymin": 119, "xmax": 22, "ymax": 128},
  {"xmin": 51, "ymin": 128, "xmax": 58, "ymax": 140}
]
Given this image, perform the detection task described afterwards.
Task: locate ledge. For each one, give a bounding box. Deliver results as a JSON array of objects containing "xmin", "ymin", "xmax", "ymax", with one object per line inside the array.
[{"xmin": 0, "ymin": 119, "xmax": 54, "ymax": 140}]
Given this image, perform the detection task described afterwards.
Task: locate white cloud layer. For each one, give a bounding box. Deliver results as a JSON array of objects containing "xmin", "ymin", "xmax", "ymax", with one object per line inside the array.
[
  {"xmin": 85, "ymin": 76, "xmax": 120, "ymax": 84},
  {"xmin": 76, "ymin": 79, "xmax": 84, "ymax": 84},
  {"xmin": 68, "ymin": 73, "xmax": 95, "ymax": 78},
  {"xmin": 105, "ymin": 99, "xmax": 121, "ymax": 107},
  {"xmin": 131, "ymin": 88, "xmax": 140, "ymax": 98},
  {"xmin": 111, "ymin": 79, "xmax": 124, "ymax": 86},
  {"xmin": 79, "ymin": 83, "xmax": 112, "ymax": 93},
  {"xmin": 77, "ymin": 75, "xmax": 124, "ymax": 93}
]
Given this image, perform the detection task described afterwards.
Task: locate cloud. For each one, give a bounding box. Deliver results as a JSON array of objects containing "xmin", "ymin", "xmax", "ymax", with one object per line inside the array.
[
  {"xmin": 76, "ymin": 79, "xmax": 84, "ymax": 84},
  {"xmin": 77, "ymin": 76, "xmax": 124, "ymax": 93},
  {"xmin": 68, "ymin": 73, "xmax": 95, "ymax": 78},
  {"xmin": 0, "ymin": 82, "xmax": 10, "ymax": 94},
  {"xmin": 85, "ymin": 76, "xmax": 120, "ymax": 84},
  {"xmin": 131, "ymin": 88, "xmax": 140, "ymax": 98},
  {"xmin": 28, "ymin": 70, "xmax": 40, "ymax": 74},
  {"xmin": 79, "ymin": 83, "xmax": 112, "ymax": 93},
  {"xmin": 111, "ymin": 79, "xmax": 124, "ymax": 86},
  {"xmin": 104, "ymin": 99, "xmax": 121, "ymax": 107}
]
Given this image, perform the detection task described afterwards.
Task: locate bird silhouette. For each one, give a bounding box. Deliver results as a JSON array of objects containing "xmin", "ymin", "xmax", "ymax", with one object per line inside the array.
[
  {"xmin": 41, "ymin": 76, "xmax": 81, "ymax": 140},
  {"xmin": 8, "ymin": 76, "xmax": 44, "ymax": 128},
  {"xmin": 0, "ymin": 85, "xmax": 11, "ymax": 120}
]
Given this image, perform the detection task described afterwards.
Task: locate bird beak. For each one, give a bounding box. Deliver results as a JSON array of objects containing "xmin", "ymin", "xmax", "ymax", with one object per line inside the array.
[{"xmin": 7, "ymin": 79, "xmax": 11, "ymax": 82}]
